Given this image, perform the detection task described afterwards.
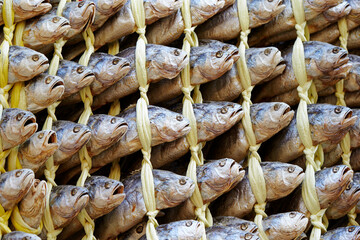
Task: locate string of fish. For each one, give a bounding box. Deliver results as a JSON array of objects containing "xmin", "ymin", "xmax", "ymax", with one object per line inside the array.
[{"xmin": 290, "ymin": 0, "xmax": 328, "ymax": 239}]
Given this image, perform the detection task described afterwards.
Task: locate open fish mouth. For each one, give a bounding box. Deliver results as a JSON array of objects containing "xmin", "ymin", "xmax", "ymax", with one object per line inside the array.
[
  {"xmin": 80, "ymin": 72, "xmax": 95, "ymax": 86},
  {"xmin": 230, "ymin": 106, "xmax": 244, "ymax": 119},
  {"xmin": 335, "ymin": 52, "xmax": 349, "ymax": 68},
  {"xmin": 50, "ymin": 78, "xmax": 65, "ymax": 91},
  {"xmin": 120, "ymin": 62, "xmax": 131, "ymax": 68},
  {"xmin": 341, "ymin": 109, "xmax": 357, "ymax": 129},
  {"xmin": 112, "ymin": 183, "xmax": 124, "ymax": 195},
  {"xmin": 342, "ymin": 166, "xmax": 353, "ymax": 183},
  {"xmin": 78, "ymin": 129, "xmax": 92, "ymax": 143},
  {"xmin": 45, "ymin": 131, "xmax": 58, "ymax": 145},
  {"xmin": 225, "ymin": 49, "xmax": 240, "ymax": 62},
  {"xmin": 23, "ymin": 115, "xmax": 37, "ymax": 131}
]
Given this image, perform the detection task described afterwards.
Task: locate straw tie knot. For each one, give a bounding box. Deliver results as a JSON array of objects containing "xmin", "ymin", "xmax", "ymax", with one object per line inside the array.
[
  {"xmin": 295, "ymin": 23, "xmax": 307, "ymax": 41},
  {"xmin": 254, "ymin": 203, "xmax": 268, "ymax": 218},
  {"xmin": 310, "ymin": 209, "xmax": 327, "ymax": 232},
  {"xmin": 181, "ymin": 87, "xmax": 194, "ymax": 103},
  {"xmin": 297, "ymin": 85, "xmax": 311, "ymax": 104}
]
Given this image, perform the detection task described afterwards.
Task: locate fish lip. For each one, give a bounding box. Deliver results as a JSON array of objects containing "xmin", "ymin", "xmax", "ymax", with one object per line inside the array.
[
  {"xmin": 79, "ymin": 129, "xmax": 92, "ymax": 142},
  {"xmin": 230, "ymin": 106, "xmax": 243, "ymax": 119},
  {"xmin": 23, "ymin": 115, "xmax": 37, "ymax": 129},
  {"xmin": 335, "ymin": 52, "xmax": 349, "ymax": 68},
  {"xmin": 77, "ymin": 190, "xmax": 89, "ymax": 201},
  {"xmin": 50, "ymin": 78, "xmax": 64, "ymax": 91},
  {"xmin": 342, "ymin": 167, "xmax": 353, "ymax": 183},
  {"xmin": 60, "ymin": 21, "xmax": 70, "ymax": 28},
  {"xmin": 45, "ymin": 131, "xmax": 58, "ymax": 145},
  {"xmin": 81, "ymin": 72, "xmax": 95, "ymax": 87},
  {"xmin": 341, "ymin": 109, "xmax": 357, "ymax": 128},
  {"xmin": 225, "ymin": 49, "xmax": 240, "ymax": 62}
]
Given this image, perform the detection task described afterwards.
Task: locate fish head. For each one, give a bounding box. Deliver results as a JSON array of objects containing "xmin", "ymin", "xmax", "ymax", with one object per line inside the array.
[
  {"xmin": 192, "ymin": 40, "xmax": 239, "ymax": 83},
  {"xmin": 52, "ymin": 121, "xmax": 92, "ymax": 163},
  {"xmin": 247, "ymin": 47, "xmax": 286, "ymax": 84},
  {"xmin": 309, "ymin": 104, "xmax": 357, "ymax": 144},
  {"xmin": 262, "ymin": 162, "xmax": 304, "ymax": 201},
  {"xmin": 9, "ymin": 46, "xmax": 49, "ymax": 83},
  {"xmin": 89, "ymin": 53, "xmax": 130, "ymax": 86},
  {"xmin": 316, "ymin": 165, "xmax": 353, "ymax": 208},
  {"xmin": 19, "ymin": 130, "xmax": 58, "ymax": 167},
  {"xmin": 248, "ymin": 0, "xmax": 285, "ymax": 28},
  {"xmin": 58, "ymin": 60, "xmax": 95, "ymax": 95},
  {"xmin": 85, "ymin": 176, "xmax": 125, "ymax": 218},
  {"xmin": 170, "ymin": 220, "xmax": 205, "ymax": 239},
  {"xmin": 0, "ymin": 169, "xmax": 34, "ymax": 210},
  {"xmin": 3, "ymin": 231, "xmax": 41, "ymax": 240},
  {"xmin": 50, "ymin": 185, "xmax": 89, "ymax": 229},
  {"xmin": 87, "ymin": 114, "xmax": 128, "ymax": 152},
  {"xmin": 147, "ymin": 45, "xmax": 188, "ymax": 81},
  {"xmin": 93, "ymin": 0, "xmax": 127, "ymax": 15},
  {"xmin": 149, "ymin": 106, "xmax": 191, "ymax": 144},
  {"xmin": 0, "ymin": 108, "xmax": 37, "ymax": 149},
  {"xmin": 324, "ymin": 226, "xmax": 360, "ymax": 240},
  {"xmin": 14, "ymin": 0, "xmax": 52, "ymax": 16},
  {"xmin": 349, "ymin": 0, "xmax": 360, "ymax": 24},
  {"xmin": 33, "ymin": 15, "xmax": 70, "ymax": 44},
  {"xmin": 63, "ymin": 1, "xmax": 96, "ymax": 34},
  {"xmin": 154, "ymin": 170, "xmax": 195, "ymax": 209},
  {"xmin": 322, "ymin": 1, "xmax": 351, "ymax": 22},
  {"xmin": 18, "ymin": 179, "xmax": 46, "ymax": 223},
  {"xmin": 305, "ymin": 0, "xmax": 343, "ymax": 14},
  {"xmin": 214, "ymin": 216, "xmax": 258, "ymax": 233},
  {"xmin": 193, "ymin": 102, "xmax": 243, "ymax": 142},
  {"xmin": 264, "ymin": 212, "xmax": 308, "ymax": 239},
  {"xmin": 190, "ymin": 0, "xmax": 225, "ymax": 25},
  {"xmin": 251, "ymin": 102, "xmax": 294, "ymax": 143},
  {"xmin": 350, "ymin": 109, "xmax": 360, "ymax": 148},
  {"xmin": 197, "ymin": 159, "xmax": 244, "ymax": 203},
  {"xmin": 144, "ymin": 0, "xmax": 183, "ymax": 24},
  {"xmin": 119, "ymin": 221, "xmax": 147, "ymax": 240},
  {"xmin": 340, "ymin": 181, "xmax": 360, "ymax": 208},
  {"xmin": 348, "ymin": 55, "xmax": 360, "ymax": 88}
]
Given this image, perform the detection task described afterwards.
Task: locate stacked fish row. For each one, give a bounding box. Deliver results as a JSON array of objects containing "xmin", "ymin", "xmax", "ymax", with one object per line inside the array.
[{"xmin": 0, "ymin": 0, "xmax": 359, "ymax": 239}]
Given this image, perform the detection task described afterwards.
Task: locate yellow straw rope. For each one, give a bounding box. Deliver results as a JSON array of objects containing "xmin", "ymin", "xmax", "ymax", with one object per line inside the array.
[
  {"xmin": 128, "ymin": 0, "xmax": 159, "ymax": 239},
  {"xmin": 108, "ymin": 40, "xmax": 122, "ymax": 181},
  {"xmin": 180, "ymin": 2, "xmax": 210, "ymax": 240},
  {"xmin": 42, "ymin": 1, "xmax": 70, "ymax": 239},
  {"xmin": 290, "ymin": 0, "xmax": 326, "ymax": 239},
  {"xmin": 235, "ymin": 0, "xmax": 268, "ymax": 239}
]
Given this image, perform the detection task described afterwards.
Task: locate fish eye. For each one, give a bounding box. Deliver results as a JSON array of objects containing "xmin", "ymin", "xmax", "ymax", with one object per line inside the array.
[
  {"xmin": 52, "ymin": 17, "xmax": 60, "ymax": 23},
  {"xmin": 222, "ymin": 45, "xmax": 229, "ymax": 51},
  {"xmin": 73, "ymin": 126, "xmax": 81, "ymax": 133},
  {"xmin": 216, "ymin": 51, "xmax": 223, "ymax": 58},
  {"xmin": 77, "ymin": 66, "xmax": 84, "ymax": 74},
  {"xmin": 78, "ymin": 1, "xmax": 85, "ymax": 7},
  {"xmin": 287, "ymin": 166, "xmax": 295, "ymax": 173},
  {"xmin": 16, "ymin": 112, "xmax": 25, "ymax": 121},
  {"xmin": 38, "ymin": 132, "xmax": 44, "ymax": 139},
  {"xmin": 110, "ymin": 118, "xmax": 117, "ymax": 124},
  {"xmin": 174, "ymin": 49, "xmax": 181, "ymax": 56},
  {"xmin": 289, "ymin": 212, "xmax": 296, "ymax": 218},
  {"xmin": 332, "ymin": 48, "xmax": 340, "ymax": 54},
  {"xmin": 240, "ymin": 223, "xmax": 248, "ymax": 230},
  {"xmin": 179, "ymin": 178, "xmax": 187, "ymax": 185},
  {"xmin": 274, "ymin": 103, "xmax": 280, "ymax": 111},
  {"xmin": 136, "ymin": 225, "xmax": 144, "ymax": 233},
  {"xmin": 176, "ymin": 115, "xmax": 183, "ymax": 121},
  {"xmin": 245, "ymin": 233, "xmax": 253, "ymax": 240},
  {"xmin": 112, "ymin": 58, "xmax": 120, "ymax": 65},
  {"xmin": 71, "ymin": 188, "xmax": 77, "ymax": 196},
  {"xmin": 45, "ymin": 76, "xmax": 52, "ymax": 84},
  {"xmin": 220, "ymin": 106, "xmax": 228, "ymax": 114},
  {"xmin": 349, "ymin": 226, "xmax": 355, "ymax": 232},
  {"xmin": 219, "ymin": 160, "xmax": 226, "ymax": 167},
  {"xmin": 333, "ymin": 166, "xmax": 339, "ymax": 173},
  {"xmin": 32, "ymin": 54, "xmax": 39, "ymax": 62},
  {"xmin": 264, "ymin": 48, "xmax": 271, "ymax": 56},
  {"xmin": 334, "ymin": 107, "xmax": 342, "ymax": 114},
  {"xmin": 15, "ymin": 170, "xmax": 22, "ymax": 177},
  {"xmin": 185, "ymin": 221, "xmax": 192, "ymax": 227},
  {"xmin": 346, "ymin": 182, "xmax": 353, "ymax": 190},
  {"xmin": 104, "ymin": 182, "xmax": 111, "ymax": 189}
]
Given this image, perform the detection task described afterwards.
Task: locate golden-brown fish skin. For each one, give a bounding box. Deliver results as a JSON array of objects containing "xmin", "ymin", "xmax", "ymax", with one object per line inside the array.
[
  {"xmin": 326, "ymin": 181, "xmax": 360, "ymax": 219},
  {"xmin": 91, "ymin": 45, "xmax": 188, "ymax": 110},
  {"xmin": 3, "ymin": 231, "xmax": 41, "ymax": 240},
  {"xmin": 261, "ymin": 104, "xmax": 357, "ymax": 163},
  {"xmin": 22, "ymin": 13, "xmax": 70, "ymax": 48},
  {"xmin": 321, "ymin": 226, "xmax": 360, "ymax": 240},
  {"xmin": 213, "ymin": 162, "xmax": 304, "ymax": 218},
  {"xmin": 56, "ymin": 60, "xmax": 95, "ymax": 100},
  {"xmin": 206, "ymin": 102, "xmax": 294, "ymax": 162},
  {"xmin": 263, "ymin": 212, "xmax": 308, "ymax": 240},
  {"xmin": 254, "ymin": 41, "xmax": 351, "ymax": 101},
  {"xmin": 51, "ymin": 120, "xmax": 92, "ymax": 165},
  {"xmin": 58, "ymin": 176, "xmax": 126, "ymax": 240},
  {"xmin": 202, "ymin": 47, "xmax": 285, "ymax": 102},
  {"xmin": 95, "ymin": 170, "xmax": 195, "ymax": 239},
  {"xmin": 213, "ymin": 216, "xmax": 258, "ymax": 234},
  {"xmin": 285, "ymin": 165, "xmax": 353, "ymax": 219},
  {"xmin": 0, "ymin": 108, "xmax": 37, "ymax": 150},
  {"xmin": 50, "ymin": 185, "xmax": 89, "ymax": 229},
  {"xmin": 57, "ymin": 105, "xmax": 191, "ymax": 178},
  {"xmin": 18, "ymin": 179, "xmax": 47, "ymax": 229},
  {"xmin": 139, "ymin": 220, "xmax": 205, "ymax": 240},
  {"xmin": 196, "ymin": 0, "xmax": 285, "ymax": 41},
  {"xmin": 60, "ymin": 53, "xmax": 130, "ymax": 105},
  {"xmin": 24, "ymin": 74, "xmax": 65, "ymax": 113},
  {"xmin": 0, "ymin": 0, "xmax": 52, "ymax": 26},
  {"xmin": 8, "ymin": 46, "xmax": 49, "ymax": 84},
  {"xmin": 206, "ymin": 226, "xmax": 260, "ymax": 240},
  {"xmin": 163, "ymin": 159, "xmax": 245, "ymax": 222},
  {"xmin": 0, "ymin": 169, "xmax": 34, "ymax": 211},
  {"xmin": 18, "ymin": 130, "xmax": 58, "ymax": 172}
]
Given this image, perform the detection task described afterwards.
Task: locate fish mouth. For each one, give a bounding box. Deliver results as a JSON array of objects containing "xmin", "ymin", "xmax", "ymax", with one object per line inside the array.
[
  {"xmin": 112, "ymin": 122, "xmax": 128, "ymax": 139},
  {"xmin": 230, "ymin": 106, "xmax": 244, "ymax": 120},
  {"xmin": 281, "ymin": 106, "xmax": 295, "ymax": 123},
  {"xmin": 81, "ymin": 72, "xmax": 95, "ymax": 87},
  {"xmin": 50, "ymin": 78, "xmax": 65, "ymax": 91},
  {"xmin": 120, "ymin": 62, "xmax": 131, "ymax": 69},
  {"xmin": 81, "ymin": 3, "xmax": 96, "ymax": 30},
  {"xmin": 341, "ymin": 109, "xmax": 357, "ymax": 129},
  {"xmin": 225, "ymin": 49, "xmax": 240, "ymax": 63},
  {"xmin": 111, "ymin": 183, "xmax": 126, "ymax": 203},
  {"xmin": 79, "ymin": 129, "xmax": 92, "ymax": 143},
  {"xmin": 335, "ymin": 51, "xmax": 349, "ymax": 68},
  {"xmin": 342, "ymin": 166, "xmax": 354, "ymax": 183},
  {"xmin": 181, "ymin": 123, "xmax": 191, "ymax": 135},
  {"xmin": 45, "ymin": 131, "xmax": 58, "ymax": 145},
  {"xmin": 22, "ymin": 115, "xmax": 37, "ymax": 137}
]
